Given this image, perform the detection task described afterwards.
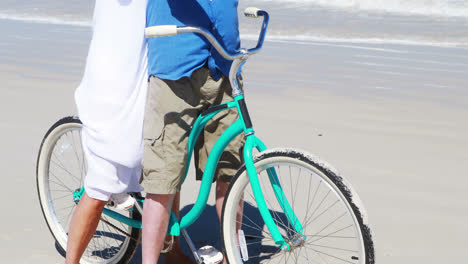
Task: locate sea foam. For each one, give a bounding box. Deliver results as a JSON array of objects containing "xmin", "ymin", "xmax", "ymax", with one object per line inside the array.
[
  {"xmin": 241, "ymin": 33, "xmax": 468, "ymax": 48},
  {"xmin": 0, "ymin": 12, "xmax": 91, "ymax": 27},
  {"xmin": 255, "ymin": 0, "xmax": 468, "ymax": 18}
]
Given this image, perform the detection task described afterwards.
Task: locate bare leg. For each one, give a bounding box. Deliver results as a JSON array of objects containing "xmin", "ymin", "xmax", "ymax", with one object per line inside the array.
[
  {"xmin": 142, "ymin": 193, "xmax": 175, "ymax": 264},
  {"xmin": 215, "ymin": 181, "xmax": 228, "ymax": 221},
  {"xmin": 65, "ymin": 192, "xmax": 107, "ymax": 264},
  {"xmin": 163, "ymin": 192, "xmax": 195, "ymax": 264},
  {"xmin": 216, "ymin": 181, "xmax": 243, "ymax": 264}
]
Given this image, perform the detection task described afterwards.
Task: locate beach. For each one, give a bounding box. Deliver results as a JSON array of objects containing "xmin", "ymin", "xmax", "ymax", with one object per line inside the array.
[{"xmin": 1, "ymin": 1, "xmax": 468, "ymax": 263}]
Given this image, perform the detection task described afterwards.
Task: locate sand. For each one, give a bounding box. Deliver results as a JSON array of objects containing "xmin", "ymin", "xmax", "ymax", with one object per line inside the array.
[{"xmin": 1, "ymin": 19, "xmax": 467, "ymax": 263}]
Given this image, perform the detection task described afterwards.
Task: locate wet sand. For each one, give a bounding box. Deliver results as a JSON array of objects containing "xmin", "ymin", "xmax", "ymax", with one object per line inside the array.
[{"xmin": 0, "ymin": 19, "xmax": 467, "ymax": 263}]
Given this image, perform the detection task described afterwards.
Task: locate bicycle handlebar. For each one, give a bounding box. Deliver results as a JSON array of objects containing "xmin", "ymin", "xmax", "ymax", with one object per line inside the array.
[
  {"xmin": 145, "ymin": 7, "xmax": 270, "ymax": 60},
  {"xmin": 145, "ymin": 25, "xmax": 178, "ymax": 37},
  {"xmin": 244, "ymin": 7, "xmax": 261, "ymax": 18}
]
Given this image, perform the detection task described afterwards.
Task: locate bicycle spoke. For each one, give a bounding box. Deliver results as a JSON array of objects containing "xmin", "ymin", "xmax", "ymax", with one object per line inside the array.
[
  {"xmin": 241, "ymin": 209, "xmax": 274, "ymax": 240},
  {"xmin": 245, "ymin": 191, "xmax": 295, "ymax": 240},
  {"xmin": 264, "ymin": 168, "xmax": 298, "ymax": 237},
  {"xmin": 311, "ymin": 211, "xmax": 347, "ymax": 237},
  {"xmin": 291, "ymin": 167, "xmax": 302, "ymax": 233},
  {"xmin": 309, "ymin": 189, "xmax": 331, "ymax": 222},
  {"xmin": 303, "ymin": 180, "xmax": 322, "ymax": 233},
  {"xmin": 304, "ymin": 244, "xmax": 355, "ymax": 264},
  {"xmin": 68, "ymin": 131, "xmax": 82, "ymax": 177},
  {"xmin": 275, "ymin": 167, "xmax": 298, "ymax": 237},
  {"xmin": 245, "ymin": 249, "xmax": 281, "ymax": 261},
  {"xmin": 302, "ymin": 246, "xmax": 322, "ymax": 264},
  {"xmin": 303, "ymin": 234, "xmax": 357, "ymax": 239},
  {"xmin": 49, "ymin": 174, "xmax": 73, "ymax": 192},
  {"xmin": 257, "ymin": 174, "xmax": 296, "ymax": 237},
  {"xmin": 304, "ymin": 199, "xmax": 340, "ymax": 228},
  {"xmin": 49, "ymin": 189, "xmax": 73, "ymax": 193},
  {"xmin": 308, "ymin": 243, "xmax": 358, "ymax": 253},
  {"xmin": 51, "ymin": 193, "xmax": 73, "ymax": 202},
  {"xmin": 307, "ymin": 224, "xmax": 354, "ymax": 244},
  {"xmin": 284, "ymin": 249, "xmax": 293, "ymax": 264},
  {"xmin": 55, "ymin": 204, "xmax": 76, "ymax": 212},
  {"xmin": 51, "ymin": 153, "xmax": 81, "ymax": 185},
  {"xmin": 312, "ymin": 247, "xmax": 331, "ymax": 264}
]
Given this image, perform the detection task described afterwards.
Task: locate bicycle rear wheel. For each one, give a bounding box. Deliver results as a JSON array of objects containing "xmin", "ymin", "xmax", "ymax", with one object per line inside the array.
[
  {"xmin": 36, "ymin": 116, "xmax": 141, "ymax": 264},
  {"xmin": 221, "ymin": 148, "xmax": 374, "ymax": 264}
]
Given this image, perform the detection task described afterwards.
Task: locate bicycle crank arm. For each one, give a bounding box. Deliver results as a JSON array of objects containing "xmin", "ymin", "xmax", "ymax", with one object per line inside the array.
[{"xmin": 182, "ymin": 230, "xmax": 204, "ymax": 264}]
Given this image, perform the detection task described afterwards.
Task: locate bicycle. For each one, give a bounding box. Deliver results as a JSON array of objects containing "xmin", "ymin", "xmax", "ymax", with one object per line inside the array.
[{"xmin": 37, "ymin": 7, "xmax": 374, "ymax": 264}]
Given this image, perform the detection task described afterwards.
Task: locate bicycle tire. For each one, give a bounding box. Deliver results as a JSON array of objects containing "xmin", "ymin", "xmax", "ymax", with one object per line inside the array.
[
  {"xmin": 221, "ymin": 148, "xmax": 374, "ymax": 264},
  {"xmin": 36, "ymin": 116, "xmax": 141, "ymax": 264}
]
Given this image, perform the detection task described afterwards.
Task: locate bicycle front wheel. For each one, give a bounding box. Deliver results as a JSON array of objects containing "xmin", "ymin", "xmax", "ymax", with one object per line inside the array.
[
  {"xmin": 221, "ymin": 148, "xmax": 374, "ymax": 264},
  {"xmin": 36, "ymin": 116, "xmax": 141, "ymax": 264}
]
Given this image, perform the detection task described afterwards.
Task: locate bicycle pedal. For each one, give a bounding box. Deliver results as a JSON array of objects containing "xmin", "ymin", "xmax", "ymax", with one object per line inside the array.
[
  {"xmin": 197, "ymin": 245, "xmax": 223, "ymax": 264},
  {"xmin": 161, "ymin": 235, "xmax": 174, "ymax": 254}
]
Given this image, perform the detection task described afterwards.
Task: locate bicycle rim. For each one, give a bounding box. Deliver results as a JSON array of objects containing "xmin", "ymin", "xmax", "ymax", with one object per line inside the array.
[
  {"xmin": 222, "ymin": 149, "xmax": 372, "ymax": 264},
  {"xmin": 36, "ymin": 118, "xmax": 136, "ymax": 264}
]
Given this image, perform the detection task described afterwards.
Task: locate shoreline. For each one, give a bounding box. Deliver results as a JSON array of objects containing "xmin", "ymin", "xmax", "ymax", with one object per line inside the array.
[{"xmin": 2, "ymin": 17, "xmax": 468, "ymax": 49}]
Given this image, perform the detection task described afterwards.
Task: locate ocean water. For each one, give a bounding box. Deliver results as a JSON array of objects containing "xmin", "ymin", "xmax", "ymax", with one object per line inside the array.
[
  {"xmin": 238, "ymin": 0, "xmax": 468, "ymax": 47},
  {"xmin": 0, "ymin": 0, "xmax": 467, "ymax": 47}
]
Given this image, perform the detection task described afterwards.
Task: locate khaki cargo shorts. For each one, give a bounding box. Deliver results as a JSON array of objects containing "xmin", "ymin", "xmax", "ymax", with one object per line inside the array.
[{"xmin": 141, "ymin": 67, "xmax": 244, "ymax": 195}]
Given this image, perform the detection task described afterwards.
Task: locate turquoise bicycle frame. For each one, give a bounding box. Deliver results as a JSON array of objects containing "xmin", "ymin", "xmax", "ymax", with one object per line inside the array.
[
  {"xmin": 73, "ymin": 94, "xmax": 304, "ymax": 250},
  {"xmin": 166, "ymin": 94, "xmax": 304, "ymax": 249}
]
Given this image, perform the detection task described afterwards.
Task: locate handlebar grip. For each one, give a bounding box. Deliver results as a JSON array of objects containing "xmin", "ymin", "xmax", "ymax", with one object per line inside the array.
[
  {"xmin": 244, "ymin": 7, "xmax": 261, "ymax": 18},
  {"xmin": 145, "ymin": 25, "xmax": 178, "ymax": 38}
]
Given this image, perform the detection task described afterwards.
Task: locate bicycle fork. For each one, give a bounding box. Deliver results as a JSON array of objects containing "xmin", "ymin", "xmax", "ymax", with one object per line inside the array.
[{"xmin": 243, "ymin": 134, "xmax": 305, "ymax": 251}]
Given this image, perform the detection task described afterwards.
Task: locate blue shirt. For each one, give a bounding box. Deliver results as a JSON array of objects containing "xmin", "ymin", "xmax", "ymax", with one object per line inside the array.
[{"xmin": 146, "ymin": 0, "xmax": 240, "ymax": 81}]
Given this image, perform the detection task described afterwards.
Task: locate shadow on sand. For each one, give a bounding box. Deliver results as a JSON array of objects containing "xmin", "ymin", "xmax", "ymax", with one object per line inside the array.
[{"xmin": 54, "ymin": 202, "xmax": 286, "ymax": 263}]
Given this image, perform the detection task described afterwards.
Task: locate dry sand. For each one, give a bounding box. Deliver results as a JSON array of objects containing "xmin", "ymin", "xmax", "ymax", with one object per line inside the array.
[{"xmin": 1, "ymin": 20, "xmax": 467, "ymax": 263}]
